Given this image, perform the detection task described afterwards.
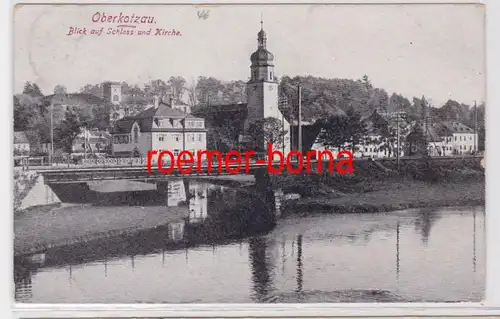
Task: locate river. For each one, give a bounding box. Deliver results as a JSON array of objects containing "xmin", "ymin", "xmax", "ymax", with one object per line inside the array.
[{"xmin": 14, "ymin": 180, "xmax": 485, "ymax": 303}]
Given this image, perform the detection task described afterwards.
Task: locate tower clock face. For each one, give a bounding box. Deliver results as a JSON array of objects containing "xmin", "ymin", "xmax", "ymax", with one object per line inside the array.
[{"xmin": 269, "ymin": 86, "xmax": 274, "ymax": 91}]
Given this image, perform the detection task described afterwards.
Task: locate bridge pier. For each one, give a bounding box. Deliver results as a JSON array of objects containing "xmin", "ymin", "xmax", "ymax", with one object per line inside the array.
[
  {"xmin": 48, "ymin": 182, "xmax": 91, "ymax": 203},
  {"xmin": 254, "ymin": 170, "xmax": 283, "ymax": 220},
  {"xmin": 157, "ymin": 182, "xmax": 169, "ymax": 206}
]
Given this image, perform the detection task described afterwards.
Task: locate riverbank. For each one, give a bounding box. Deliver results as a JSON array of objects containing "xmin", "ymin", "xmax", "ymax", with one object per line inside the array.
[
  {"xmin": 277, "ymin": 158, "xmax": 485, "ymax": 216},
  {"xmin": 281, "ymin": 179, "xmax": 484, "ymax": 215}
]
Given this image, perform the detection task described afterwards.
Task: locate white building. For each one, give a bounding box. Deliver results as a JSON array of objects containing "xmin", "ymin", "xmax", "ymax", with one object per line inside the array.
[
  {"xmin": 111, "ymin": 96, "xmax": 207, "ymax": 157},
  {"xmin": 442, "ymin": 121, "xmax": 478, "ymax": 155},
  {"xmin": 72, "ymin": 128, "xmax": 111, "ymax": 156}
]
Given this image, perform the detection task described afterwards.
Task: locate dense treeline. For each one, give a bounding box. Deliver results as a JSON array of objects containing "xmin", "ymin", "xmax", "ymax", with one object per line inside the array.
[{"xmin": 14, "ymin": 75, "xmax": 486, "ymax": 155}]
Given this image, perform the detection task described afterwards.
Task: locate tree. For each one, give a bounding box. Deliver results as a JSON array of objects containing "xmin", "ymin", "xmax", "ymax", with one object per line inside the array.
[
  {"xmin": 168, "ymin": 76, "xmax": 187, "ymax": 101},
  {"xmin": 80, "ymin": 83, "xmax": 103, "ymax": 97},
  {"xmin": 247, "ymin": 117, "xmax": 287, "ymax": 152},
  {"xmin": 22, "ymin": 81, "xmax": 43, "ymax": 97},
  {"xmin": 315, "ymin": 115, "xmax": 351, "ymax": 150},
  {"xmin": 53, "ymin": 85, "xmax": 67, "ymax": 95},
  {"xmin": 195, "ymin": 76, "xmax": 224, "ymax": 105},
  {"xmin": 144, "ymin": 79, "xmax": 170, "ymax": 99},
  {"xmin": 13, "ymin": 95, "xmax": 31, "ymax": 131},
  {"xmin": 345, "ymin": 107, "xmax": 368, "ymax": 152},
  {"xmin": 389, "ymin": 93, "xmax": 412, "ymax": 113},
  {"xmin": 54, "ymin": 110, "xmax": 81, "ymax": 153}
]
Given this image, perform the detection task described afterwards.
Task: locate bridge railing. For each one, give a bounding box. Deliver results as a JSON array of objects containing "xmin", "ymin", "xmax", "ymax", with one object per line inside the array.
[{"xmin": 26, "ymin": 153, "xmax": 482, "ymax": 171}]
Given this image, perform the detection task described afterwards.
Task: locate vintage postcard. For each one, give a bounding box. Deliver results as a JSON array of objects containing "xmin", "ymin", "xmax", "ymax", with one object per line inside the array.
[{"xmin": 13, "ymin": 3, "xmax": 485, "ymax": 304}]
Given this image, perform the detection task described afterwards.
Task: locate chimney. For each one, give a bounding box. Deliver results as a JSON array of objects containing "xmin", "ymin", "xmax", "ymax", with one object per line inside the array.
[{"xmin": 153, "ymin": 96, "xmax": 160, "ymax": 109}]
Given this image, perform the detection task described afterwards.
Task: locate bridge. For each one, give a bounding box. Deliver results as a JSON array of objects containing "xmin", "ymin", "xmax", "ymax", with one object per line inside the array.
[{"xmin": 30, "ymin": 155, "xmax": 482, "ymax": 184}]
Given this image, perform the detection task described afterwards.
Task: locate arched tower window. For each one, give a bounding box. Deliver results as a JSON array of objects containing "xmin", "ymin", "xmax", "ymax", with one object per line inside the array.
[{"xmin": 133, "ymin": 126, "xmax": 139, "ymax": 143}]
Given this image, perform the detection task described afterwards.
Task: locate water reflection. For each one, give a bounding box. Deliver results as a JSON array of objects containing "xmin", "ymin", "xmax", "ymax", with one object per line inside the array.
[
  {"xmin": 249, "ymin": 237, "xmax": 275, "ymax": 302},
  {"xmin": 14, "ymin": 182, "xmax": 485, "ymax": 303},
  {"xmin": 413, "ymin": 208, "xmax": 442, "ymax": 245}
]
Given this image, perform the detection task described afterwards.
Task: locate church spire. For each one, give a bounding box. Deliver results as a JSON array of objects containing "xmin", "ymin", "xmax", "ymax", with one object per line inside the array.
[{"xmin": 257, "ymin": 15, "xmax": 267, "ymax": 49}]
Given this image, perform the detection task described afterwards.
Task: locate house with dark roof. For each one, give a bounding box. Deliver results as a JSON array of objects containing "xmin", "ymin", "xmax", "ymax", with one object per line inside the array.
[{"xmin": 110, "ymin": 96, "xmax": 207, "ymax": 157}]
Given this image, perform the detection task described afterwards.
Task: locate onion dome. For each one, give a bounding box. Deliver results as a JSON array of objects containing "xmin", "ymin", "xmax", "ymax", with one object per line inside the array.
[{"xmin": 250, "ymin": 20, "xmax": 274, "ymax": 66}]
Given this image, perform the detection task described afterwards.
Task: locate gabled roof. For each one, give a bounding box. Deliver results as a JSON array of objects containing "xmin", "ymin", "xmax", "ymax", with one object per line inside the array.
[
  {"xmin": 14, "ymin": 131, "xmax": 29, "ymax": 144},
  {"xmin": 414, "ymin": 122, "xmax": 453, "ymax": 142},
  {"xmin": 442, "ymin": 121, "xmax": 474, "ymax": 133},
  {"xmin": 112, "ymin": 101, "xmax": 203, "ymax": 134}
]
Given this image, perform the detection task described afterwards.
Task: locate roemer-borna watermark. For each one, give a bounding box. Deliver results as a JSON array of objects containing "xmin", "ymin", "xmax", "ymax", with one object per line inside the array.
[{"xmin": 146, "ymin": 144, "xmax": 354, "ymax": 175}]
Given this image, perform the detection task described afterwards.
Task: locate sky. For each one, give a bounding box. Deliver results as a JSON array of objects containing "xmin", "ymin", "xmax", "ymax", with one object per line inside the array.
[{"xmin": 13, "ymin": 3, "xmax": 485, "ymax": 106}]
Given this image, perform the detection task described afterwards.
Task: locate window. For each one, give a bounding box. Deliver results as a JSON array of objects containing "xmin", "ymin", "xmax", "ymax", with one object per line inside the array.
[
  {"xmin": 113, "ymin": 95, "xmax": 119, "ymax": 101},
  {"xmin": 175, "ymin": 135, "xmax": 179, "ymax": 142},
  {"xmin": 270, "ymin": 71, "xmax": 273, "ymax": 80},
  {"xmin": 159, "ymin": 134, "xmax": 164, "ymax": 142},
  {"xmin": 173, "ymin": 149, "xmax": 179, "ymax": 156},
  {"xmin": 197, "ymin": 134, "xmax": 202, "ymax": 142},
  {"xmin": 470, "ymin": 136, "xmax": 472, "ymax": 140},
  {"xmin": 455, "ymin": 136, "xmax": 457, "ymax": 141},
  {"xmin": 133, "ymin": 126, "xmax": 139, "ymax": 143}
]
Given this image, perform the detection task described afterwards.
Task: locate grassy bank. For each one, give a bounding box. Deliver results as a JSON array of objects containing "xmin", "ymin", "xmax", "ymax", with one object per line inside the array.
[{"xmin": 275, "ymin": 158, "xmax": 485, "ymax": 216}]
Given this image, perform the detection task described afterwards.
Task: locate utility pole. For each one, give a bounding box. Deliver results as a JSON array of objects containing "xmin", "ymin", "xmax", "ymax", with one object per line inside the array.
[
  {"xmin": 396, "ymin": 113, "xmax": 400, "ymax": 171},
  {"xmin": 297, "ymin": 85, "xmax": 302, "ymax": 153},
  {"xmin": 474, "ymin": 101, "xmax": 477, "ymax": 154},
  {"xmin": 84, "ymin": 128, "xmax": 87, "ymax": 160},
  {"xmin": 50, "ymin": 103, "xmax": 54, "ymax": 165},
  {"xmin": 278, "ymin": 96, "xmax": 287, "ymax": 155}
]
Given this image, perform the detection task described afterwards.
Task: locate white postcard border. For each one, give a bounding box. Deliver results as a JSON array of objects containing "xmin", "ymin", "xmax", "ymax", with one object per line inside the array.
[{"xmin": 3, "ymin": 0, "xmax": 499, "ymax": 317}]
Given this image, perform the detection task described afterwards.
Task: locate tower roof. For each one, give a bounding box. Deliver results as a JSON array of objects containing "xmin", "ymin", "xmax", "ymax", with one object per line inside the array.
[{"xmin": 250, "ymin": 19, "xmax": 274, "ymax": 66}]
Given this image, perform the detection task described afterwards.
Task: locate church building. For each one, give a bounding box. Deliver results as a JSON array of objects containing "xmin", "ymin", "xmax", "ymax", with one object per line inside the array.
[{"xmin": 242, "ymin": 20, "xmax": 291, "ymax": 154}]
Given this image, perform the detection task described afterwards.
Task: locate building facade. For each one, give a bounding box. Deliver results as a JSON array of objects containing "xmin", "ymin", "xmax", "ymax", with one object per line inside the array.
[
  {"xmin": 103, "ymin": 81, "xmax": 122, "ymax": 106},
  {"xmin": 111, "ymin": 96, "xmax": 207, "ymax": 157},
  {"xmin": 442, "ymin": 121, "xmax": 478, "ymax": 155},
  {"xmin": 71, "ymin": 128, "xmax": 111, "ymax": 156}
]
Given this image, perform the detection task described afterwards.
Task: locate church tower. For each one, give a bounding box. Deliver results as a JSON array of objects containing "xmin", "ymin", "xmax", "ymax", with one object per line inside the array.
[{"xmin": 244, "ymin": 19, "xmax": 290, "ymax": 153}]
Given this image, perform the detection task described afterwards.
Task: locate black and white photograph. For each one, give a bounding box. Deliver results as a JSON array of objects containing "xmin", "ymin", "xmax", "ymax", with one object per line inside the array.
[{"xmin": 13, "ymin": 3, "xmax": 485, "ymax": 304}]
